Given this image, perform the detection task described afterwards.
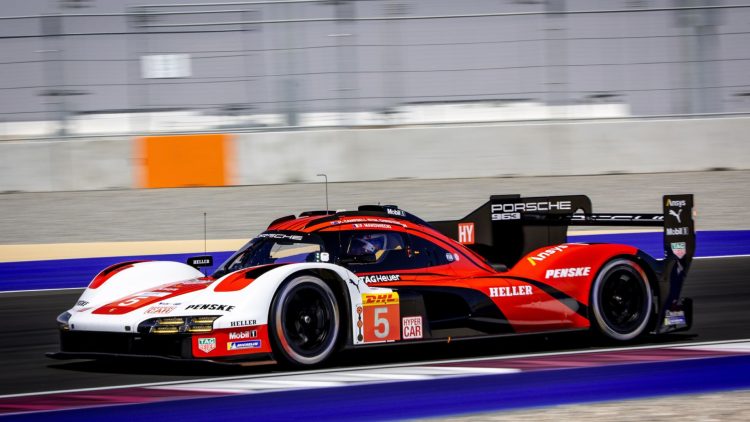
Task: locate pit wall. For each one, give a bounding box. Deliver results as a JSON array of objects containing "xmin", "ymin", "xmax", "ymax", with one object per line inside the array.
[{"xmin": 1, "ymin": 117, "xmax": 748, "ymax": 192}]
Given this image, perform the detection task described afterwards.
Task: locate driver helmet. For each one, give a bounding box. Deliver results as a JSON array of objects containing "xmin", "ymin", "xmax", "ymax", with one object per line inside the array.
[{"xmin": 349, "ymin": 233, "xmax": 387, "ymax": 255}]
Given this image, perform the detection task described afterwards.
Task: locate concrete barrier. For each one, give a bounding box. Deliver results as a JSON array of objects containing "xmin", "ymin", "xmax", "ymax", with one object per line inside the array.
[
  {"xmin": 235, "ymin": 117, "xmax": 750, "ymax": 184},
  {"xmin": 0, "ymin": 137, "xmax": 132, "ymax": 192},
  {"xmin": 0, "ymin": 117, "xmax": 748, "ymax": 192}
]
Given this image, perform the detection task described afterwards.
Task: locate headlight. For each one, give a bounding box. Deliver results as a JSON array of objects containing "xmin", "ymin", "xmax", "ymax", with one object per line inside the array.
[
  {"xmin": 137, "ymin": 316, "xmax": 220, "ymax": 335},
  {"xmin": 57, "ymin": 312, "xmax": 72, "ymax": 330}
]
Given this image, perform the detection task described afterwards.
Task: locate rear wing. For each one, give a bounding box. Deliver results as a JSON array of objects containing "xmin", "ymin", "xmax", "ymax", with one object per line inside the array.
[{"xmin": 429, "ymin": 194, "xmax": 695, "ymax": 268}]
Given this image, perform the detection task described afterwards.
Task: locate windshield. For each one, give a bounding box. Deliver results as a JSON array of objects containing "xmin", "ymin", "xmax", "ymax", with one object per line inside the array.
[{"xmin": 212, "ymin": 233, "xmax": 326, "ymax": 278}]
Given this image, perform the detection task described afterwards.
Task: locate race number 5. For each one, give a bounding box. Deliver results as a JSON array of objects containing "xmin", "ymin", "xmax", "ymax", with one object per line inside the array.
[{"xmin": 362, "ymin": 292, "xmax": 400, "ymax": 343}]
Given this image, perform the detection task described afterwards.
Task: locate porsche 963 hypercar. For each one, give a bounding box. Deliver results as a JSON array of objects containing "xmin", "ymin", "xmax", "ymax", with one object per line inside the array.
[{"xmin": 51, "ymin": 194, "xmax": 695, "ymax": 366}]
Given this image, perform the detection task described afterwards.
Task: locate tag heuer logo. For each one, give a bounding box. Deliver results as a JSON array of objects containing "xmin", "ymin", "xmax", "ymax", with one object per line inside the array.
[
  {"xmin": 198, "ymin": 337, "xmax": 216, "ymax": 353},
  {"xmin": 671, "ymin": 242, "xmax": 687, "ymax": 259}
]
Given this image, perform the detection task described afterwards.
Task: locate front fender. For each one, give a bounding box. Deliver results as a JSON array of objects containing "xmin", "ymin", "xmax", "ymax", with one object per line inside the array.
[
  {"xmin": 74, "ymin": 261, "xmax": 205, "ymax": 312},
  {"xmin": 210, "ymin": 263, "xmax": 390, "ymax": 346}
]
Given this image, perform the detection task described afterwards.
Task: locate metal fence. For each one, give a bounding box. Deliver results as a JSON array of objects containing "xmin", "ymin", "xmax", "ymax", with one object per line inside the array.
[{"xmin": 1, "ymin": 0, "xmax": 749, "ymax": 138}]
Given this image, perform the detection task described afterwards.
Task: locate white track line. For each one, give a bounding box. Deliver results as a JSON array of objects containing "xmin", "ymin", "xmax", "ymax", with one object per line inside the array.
[{"xmin": 2, "ymin": 338, "xmax": 748, "ymax": 400}]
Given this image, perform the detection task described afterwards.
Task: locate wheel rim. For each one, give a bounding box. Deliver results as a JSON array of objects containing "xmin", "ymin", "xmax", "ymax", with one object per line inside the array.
[
  {"xmin": 592, "ymin": 260, "xmax": 652, "ymax": 341},
  {"xmin": 599, "ymin": 267, "xmax": 647, "ymax": 334},
  {"xmin": 278, "ymin": 280, "xmax": 338, "ymax": 363}
]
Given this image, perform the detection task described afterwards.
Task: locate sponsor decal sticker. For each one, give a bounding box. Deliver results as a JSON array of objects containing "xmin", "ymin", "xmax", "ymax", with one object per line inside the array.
[
  {"xmin": 671, "ymin": 242, "xmax": 687, "ymax": 259},
  {"xmin": 669, "ymin": 208, "xmax": 683, "ymax": 224},
  {"xmin": 491, "ymin": 201, "xmax": 572, "ymax": 220},
  {"xmin": 526, "ymin": 245, "xmax": 568, "ymax": 266},
  {"xmin": 666, "ymin": 199, "xmax": 687, "ymax": 207},
  {"xmin": 386, "ymin": 208, "xmax": 406, "ymax": 217},
  {"xmin": 402, "ymin": 316, "xmax": 423, "ymax": 340},
  {"xmin": 458, "ymin": 222, "xmax": 475, "ymax": 244},
  {"xmin": 545, "ymin": 267, "xmax": 591, "ymax": 279},
  {"xmin": 185, "ymin": 304, "xmax": 236, "ymax": 312},
  {"xmin": 145, "ymin": 305, "xmax": 177, "ymax": 314},
  {"xmin": 664, "ymin": 310, "xmax": 686, "ymax": 326},
  {"xmin": 76, "ymin": 300, "xmax": 89, "ymax": 307},
  {"xmin": 360, "ymin": 274, "xmax": 401, "ymax": 284},
  {"xmin": 228, "ymin": 330, "xmax": 257, "ymax": 340},
  {"xmin": 666, "ymin": 227, "xmax": 689, "ymax": 236},
  {"xmin": 230, "ymin": 319, "xmax": 257, "ymax": 327},
  {"xmin": 489, "ymin": 285, "xmax": 533, "ymax": 298},
  {"xmin": 353, "ymin": 223, "xmax": 392, "ymax": 229},
  {"xmin": 362, "ymin": 292, "xmax": 399, "ymax": 305},
  {"xmin": 227, "ymin": 340, "xmax": 262, "ymax": 351},
  {"xmin": 198, "ymin": 337, "xmax": 216, "ymax": 353},
  {"xmin": 257, "ymin": 233, "xmax": 304, "ymax": 241},
  {"xmin": 361, "ymin": 292, "xmax": 400, "ymax": 343}
]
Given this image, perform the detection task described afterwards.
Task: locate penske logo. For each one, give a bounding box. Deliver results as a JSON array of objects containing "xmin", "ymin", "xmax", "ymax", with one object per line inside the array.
[{"xmin": 545, "ymin": 267, "xmax": 591, "ymax": 279}]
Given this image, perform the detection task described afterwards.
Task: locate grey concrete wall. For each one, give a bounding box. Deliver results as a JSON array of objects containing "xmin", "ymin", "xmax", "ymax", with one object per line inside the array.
[
  {"xmin": 0, "ymin": 138, "xmax": 132, "ymax": 192},
  {"xmin": 236, "ymin": 117, "xmax": 750, "ymax": 185},
  {"xmin": 1, "ymin": 116, "xmax": 748, "ymax": 192}
]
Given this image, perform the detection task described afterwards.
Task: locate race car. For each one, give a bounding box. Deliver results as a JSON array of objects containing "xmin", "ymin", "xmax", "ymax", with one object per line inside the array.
[{"xmin": 50, "ymin": 194, "xmax": 695, "ymax": 367}]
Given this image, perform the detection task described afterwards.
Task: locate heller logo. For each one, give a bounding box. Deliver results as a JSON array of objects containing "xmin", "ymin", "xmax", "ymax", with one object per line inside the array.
[
  {"xmin": 402, "ymin": 316, "xmax": 423, "ymax": 340},
  {"xmin": 458, "ymin": 222, "xmax": 475, "ymax": 244},
  {"xmin": 230, "ymin": 320, "xmax": 257, "ymax": 327},
  {"xmin": 489, "ymin": 285, "xmax": 532, "ymax": 298},
  {"xmin": 197, "ymin": 337, "xmax": 216, "ymax": 353}
]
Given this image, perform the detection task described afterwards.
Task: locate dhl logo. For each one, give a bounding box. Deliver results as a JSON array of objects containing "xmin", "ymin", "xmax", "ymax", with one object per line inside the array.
[{"xmin": 362, "ymin": 292, "xmax": 399, "ymax": 306}]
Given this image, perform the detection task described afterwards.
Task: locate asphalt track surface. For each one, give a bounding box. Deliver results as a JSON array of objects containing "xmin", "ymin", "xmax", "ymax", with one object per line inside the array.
[{"xmin": 1, "ymin": 256, "xmax": 748, "ymax": 397}]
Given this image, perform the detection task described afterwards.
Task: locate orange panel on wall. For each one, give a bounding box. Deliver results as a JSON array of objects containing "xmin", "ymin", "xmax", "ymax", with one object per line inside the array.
[{"xmin": 136, "ymin": 134, "xmax": 233, "ymax": 188}]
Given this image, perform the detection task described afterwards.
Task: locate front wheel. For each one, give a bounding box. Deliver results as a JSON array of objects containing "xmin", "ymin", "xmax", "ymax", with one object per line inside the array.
[
  {"xmin": 590, "ymin": 259, "xmax": 653, "ymax": 341},
  {"xmin": 269, "ymin": 275, "xmax": 340, "ymax": 366}
]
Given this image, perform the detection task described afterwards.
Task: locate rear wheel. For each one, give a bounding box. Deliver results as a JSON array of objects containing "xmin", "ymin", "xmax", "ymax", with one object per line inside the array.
[
  {"xmin": 269, "ymin": 275, "xmax": 340, "ymax": 366},
  {"xmin": 590, "ymin": 259, "xmax": 653, "ymax": 341}
]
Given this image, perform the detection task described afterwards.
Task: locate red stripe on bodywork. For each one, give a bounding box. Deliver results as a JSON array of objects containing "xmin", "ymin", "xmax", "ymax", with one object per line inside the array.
[
  {"xmin": 88, "ymin": 261, "xmax": 148, "ymax": 289},
  {"xmin": 92, "ymin": 278, "xmax": 214, "ymax": 315}
]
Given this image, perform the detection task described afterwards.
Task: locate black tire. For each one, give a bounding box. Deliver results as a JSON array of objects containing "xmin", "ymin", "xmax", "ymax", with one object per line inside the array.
[
  {"xmin": 590, "ymin": 259, "xmax": 653, "ymax": 341},
  {"xmin": 269, "ymin": 275, "xmax": 340, "ymax": 366}
]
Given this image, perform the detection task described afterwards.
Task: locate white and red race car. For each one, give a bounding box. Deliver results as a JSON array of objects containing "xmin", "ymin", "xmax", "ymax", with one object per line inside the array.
[{"xmin": 50, "ymin": 194, "xmax": 694, "ymax": 367}]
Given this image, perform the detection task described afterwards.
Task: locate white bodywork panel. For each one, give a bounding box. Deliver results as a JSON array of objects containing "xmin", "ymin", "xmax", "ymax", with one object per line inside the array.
[{"xmin": 67, "ymin": 261, "xmax": 389, "ymax": 346}]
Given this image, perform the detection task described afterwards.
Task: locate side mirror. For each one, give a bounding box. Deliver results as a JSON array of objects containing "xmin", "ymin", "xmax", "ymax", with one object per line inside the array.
[{"xmin": 187, "ymin": 255, "xmax": 213, "ymax": 269}]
